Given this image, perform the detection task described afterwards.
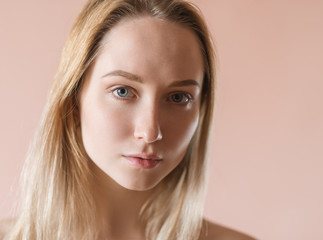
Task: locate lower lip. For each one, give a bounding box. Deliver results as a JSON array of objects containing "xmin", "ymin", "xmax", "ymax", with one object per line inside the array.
[{"xmin": 124, "ymin": 156, "xmax": 161, "ymax": 169}]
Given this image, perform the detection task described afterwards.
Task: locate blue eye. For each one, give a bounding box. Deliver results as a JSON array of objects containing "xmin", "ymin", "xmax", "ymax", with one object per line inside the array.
[
  {"xmin": 112, "ymin": 87, "xmax": 135, "ymax": 99},
  {"xmin": 171, "ymin": 93, "xmax": 184, "ymax": 103},
  {"xmin": 116, "ymin": 88, "xmax": 128, "ymax": 97},
  {"xmin": 168, "ymin": 93, "xmax": 192, "ymax": 104}
]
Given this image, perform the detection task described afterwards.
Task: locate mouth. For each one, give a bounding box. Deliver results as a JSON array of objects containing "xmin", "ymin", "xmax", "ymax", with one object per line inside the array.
[{"xmin": 123, "ymin": 154, "xmax": 162, "ymax": 169}]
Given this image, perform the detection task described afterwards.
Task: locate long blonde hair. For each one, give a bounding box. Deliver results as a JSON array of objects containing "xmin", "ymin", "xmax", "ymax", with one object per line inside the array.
[{"xmin": 6, "ymin": 0, "xmax": 215, "ymax": 239}]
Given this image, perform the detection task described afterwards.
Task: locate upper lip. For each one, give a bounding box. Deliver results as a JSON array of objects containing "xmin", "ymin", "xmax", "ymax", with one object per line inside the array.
[{"xmin": 123, "ymin": 153, "xmax": 162, "ymax": 160}]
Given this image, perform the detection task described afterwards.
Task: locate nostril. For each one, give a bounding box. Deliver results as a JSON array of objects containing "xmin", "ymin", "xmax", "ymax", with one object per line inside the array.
[
  {"xmin": 134, "ymin": 125, "xmax": 162, "ymax": 143},
  {"xmin": 133, "ymin": 106, "xmax": 162, "ymax": 143}
]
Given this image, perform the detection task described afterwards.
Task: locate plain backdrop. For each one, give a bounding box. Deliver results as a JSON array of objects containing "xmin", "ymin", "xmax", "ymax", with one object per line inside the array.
[{"xmin": 0, "ymin": 1, "xmax": 322, "ymax": 239}]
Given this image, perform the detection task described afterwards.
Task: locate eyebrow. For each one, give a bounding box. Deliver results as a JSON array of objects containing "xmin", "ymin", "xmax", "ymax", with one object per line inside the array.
[
  {"xmin": 102, "ymin": 70, "xmax": 143, "ymax": 83},
  {"xmin": 169, "ymin": 79, "xmax": 200, "ymax": 88},
  {"xmin": 102, "ymin": 70, "xmax": 200, "ymax": 88}
]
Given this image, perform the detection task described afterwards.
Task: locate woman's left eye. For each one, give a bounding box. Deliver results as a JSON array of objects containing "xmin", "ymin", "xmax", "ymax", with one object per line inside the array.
[
  {"xmin": 167, "ymin": 92, "xmax": 193, "ymax": 104},
  {"xmin": 112, "ymin": 87, "xmax": 135, "ymax": 99}
]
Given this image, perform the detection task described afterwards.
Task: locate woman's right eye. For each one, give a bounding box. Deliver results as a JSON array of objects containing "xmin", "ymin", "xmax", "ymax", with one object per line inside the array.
[{"xmin": 112, "ymin": 87, "xmax": 135, "ymax": 100}]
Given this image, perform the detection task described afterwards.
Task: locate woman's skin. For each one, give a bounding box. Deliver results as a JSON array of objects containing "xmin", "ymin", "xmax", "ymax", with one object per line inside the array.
[
  {"xmin": 0, "ymin": 16, "xmax": 255, "ymax": 240},
  {"xmin": 80, "ymin": 16, "xmax": 204, "ymax": 239},
  {"xmin": 80, "ymin": 17, "xmax": 203, "ymax": 193},
  {"xmin": 79, "ymin": 16, "xmax": 256, "ymax": 240}
]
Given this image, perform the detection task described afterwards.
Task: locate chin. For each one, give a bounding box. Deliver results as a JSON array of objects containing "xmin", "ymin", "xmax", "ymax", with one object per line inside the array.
[{"xmin": 117, "ymin": 176, "xmax": 162, "ymax": 192}]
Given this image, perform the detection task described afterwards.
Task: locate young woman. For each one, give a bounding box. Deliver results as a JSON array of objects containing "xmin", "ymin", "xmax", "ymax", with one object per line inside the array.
[{"xmin": 1, "ymin": 0, "xmax": 255, "ymax": 239}]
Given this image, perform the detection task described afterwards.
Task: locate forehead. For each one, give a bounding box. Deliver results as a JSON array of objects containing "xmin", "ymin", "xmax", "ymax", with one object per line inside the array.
[{"xmin": 93, "ymin": 16, "xmax": 204, "ymax": 84}]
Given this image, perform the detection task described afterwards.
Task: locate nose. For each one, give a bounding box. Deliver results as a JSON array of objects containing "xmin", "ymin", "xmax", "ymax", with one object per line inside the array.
[{"xmin": 134, "ymin": 104, "xmax": 163, "ymax": 143}]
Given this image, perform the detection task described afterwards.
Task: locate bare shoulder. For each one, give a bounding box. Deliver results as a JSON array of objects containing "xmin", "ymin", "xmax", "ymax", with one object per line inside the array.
[
  {"xmin": 0, "ymin": 218, "xmax": 15, "ymax": 240},
  {"xmin": 199, "ymin": 219, "xmax": 257, "ymax": 240}
]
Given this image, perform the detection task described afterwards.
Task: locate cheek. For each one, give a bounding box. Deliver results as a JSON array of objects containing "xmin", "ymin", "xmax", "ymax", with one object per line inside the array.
[
  {"xmin": 80, "ymin": 102, "xmax": 133, "ymax": 159},
  {"xmin": 161, "ymin": 106, "xmax": 199, "ymax": 153}
]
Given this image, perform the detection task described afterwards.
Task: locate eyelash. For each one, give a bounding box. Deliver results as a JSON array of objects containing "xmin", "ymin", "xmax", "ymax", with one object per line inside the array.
[{"xmin": 110, "ymin": 86, "xmax": 193, "ymax": 105}]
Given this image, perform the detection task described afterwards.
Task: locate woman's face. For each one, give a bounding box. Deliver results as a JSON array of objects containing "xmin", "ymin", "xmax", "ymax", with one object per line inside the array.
[{"xmin": 79, "ymin": 17, "xmax": 204, "ymax": 191}]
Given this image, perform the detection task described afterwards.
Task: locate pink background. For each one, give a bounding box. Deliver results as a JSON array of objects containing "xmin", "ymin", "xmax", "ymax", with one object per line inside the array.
[{"xmin": 1, "ymin": 1, "xmax": 322, "ymax": 239}]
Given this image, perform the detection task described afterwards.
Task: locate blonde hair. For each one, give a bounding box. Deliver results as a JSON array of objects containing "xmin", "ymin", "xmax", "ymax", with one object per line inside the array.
[{"xmin": 6, "ymin": 0, "xmax": 215, "ymax": 239}]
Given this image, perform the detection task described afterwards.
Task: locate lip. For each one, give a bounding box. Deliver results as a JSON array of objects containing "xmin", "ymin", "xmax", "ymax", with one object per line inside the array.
[{"xmin": 123, "ymin": 153, "xmax": 162, "ymax": 169}]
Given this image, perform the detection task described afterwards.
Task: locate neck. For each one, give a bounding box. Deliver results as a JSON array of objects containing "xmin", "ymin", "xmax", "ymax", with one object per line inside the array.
[{"xmin": 90, "ymin": 162, "xmax": 153, "ymax": 239}]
